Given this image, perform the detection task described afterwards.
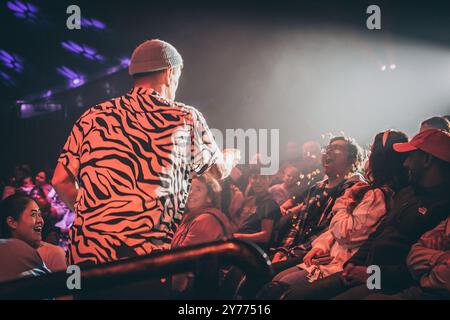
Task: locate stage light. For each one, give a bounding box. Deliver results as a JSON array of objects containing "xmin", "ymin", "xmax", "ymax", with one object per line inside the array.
[
  {"xmin": 381, "ymin": 65, "xmax": 387, "ymax": 71},
  {"xmin": 0, "ymin": 50, "xmax": 24, "ymax": 72},
  {"xmin": 19, "ymin": 102, "xmax": 62, "ymax": 119},
  {"xmin": 61, "ymin": 41, "xmax": 104, "ymax": 61},
  {"xmin": 57, "ymin": 66, "xmax": 85, "ymax": 88},
  {"xmin": 6, "ymin": 0, "xmax": 38, "ymax": 22},
  {"xmin": 42, "ymin": 90, "xmax": 52, "ymax": 98},
  {"xmin": 390, "ymin": 64, "xmax": 397, "ymax": 70},
  {"xmin": 71, "ymin": 77, "xmax": 85, "ymax": 87},
  {"xmin": 120, "ymin": 58, "xmax": 130, "ymax": 67},
  {"xmin": 81, "ymin": 17, "xmax": 107, "ymax": 30},
  {"xmin": 0, "ymin": 70, "xmax": 15, "ymax": 86}
]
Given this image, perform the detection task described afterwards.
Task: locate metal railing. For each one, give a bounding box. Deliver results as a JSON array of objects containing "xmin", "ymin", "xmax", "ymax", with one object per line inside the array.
[{"xmin": 0, "ymin": 239, "xmax": 274, "ymax": 299}]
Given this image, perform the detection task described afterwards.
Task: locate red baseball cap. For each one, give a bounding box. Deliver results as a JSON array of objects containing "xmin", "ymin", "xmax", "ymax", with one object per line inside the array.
[{"xmin": 393, "ymin": 129, "xmax": 450, "ymax": 162}]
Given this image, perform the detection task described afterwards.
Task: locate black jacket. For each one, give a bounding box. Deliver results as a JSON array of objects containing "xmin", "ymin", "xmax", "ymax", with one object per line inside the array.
[
  {"xmin": 278, "ymin": 174, "xmax": 364, "ymax": 253},
  {"xmin": 345, "ymin": 184, "xmax": 450, "ymax": 290}
]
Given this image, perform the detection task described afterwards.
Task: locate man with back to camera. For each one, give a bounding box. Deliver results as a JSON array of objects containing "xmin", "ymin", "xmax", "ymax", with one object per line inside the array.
[{"xmin": 52, "ymin": 39, "xmax": 237, "ymax": 266}]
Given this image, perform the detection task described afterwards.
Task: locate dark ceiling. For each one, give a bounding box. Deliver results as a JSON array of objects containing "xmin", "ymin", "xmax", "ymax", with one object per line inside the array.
[{"xmin": 2, "ymin": 0, "xmax": 450, "ymax": 104}]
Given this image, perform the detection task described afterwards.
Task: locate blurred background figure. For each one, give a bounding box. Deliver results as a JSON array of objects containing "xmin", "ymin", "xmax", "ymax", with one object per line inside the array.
[
  {"xmin": 34, "ymin": 171, "xmax": 52, "ymax": 196},
  {"xmin": 269, "ymin": 166, "xmax": 300, "ymax": 206},
  {"xmin": 233, "ymin": 171, "xmax": 281, "ymax": 250},
  {"xmin": 420, "ymin": 116, "xmax": 450, "ymax": 132}
]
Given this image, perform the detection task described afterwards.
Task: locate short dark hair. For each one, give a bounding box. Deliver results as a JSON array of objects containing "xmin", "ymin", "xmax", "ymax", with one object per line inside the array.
[
  {"xmin": 0, "ymin": 194, "xmax": 35, "ymax": 238},
  {"xmin": 421, "ymin": 116, "xmax": 450, "ymax": 132},
  {"xmin": 329, "ymin": 136, "xmax": 363, "ymax": 171}
]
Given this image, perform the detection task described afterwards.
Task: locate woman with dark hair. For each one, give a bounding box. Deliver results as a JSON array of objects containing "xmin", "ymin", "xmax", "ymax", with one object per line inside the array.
[
  {"xmin": 29, "ymin": 187, "xmax": 67, "ymax": 272},
  {"xmin": 233, "ymin": 171, "xmax": 281, "ymax": 249},
  {"xmin": 0, "ymin": 192, "xmax": 66, "ymax": 277},
  {"xmin": 258, "ymin": 130, "xmax": 409, "ymax": 299},
  {"xmin": 0, "ymin": 194, "xmax": 50, "ymax": 282},
  {"xmin": 171, "ymin": 174, "xmax": 233, "ymax": 294},
  {"xmin": 30, "ymin": 186, "xmax": 60, "ymax": 245},
  {"xmin": 171, "ymin": 174, "xmax": 233, "ymax": 249}
]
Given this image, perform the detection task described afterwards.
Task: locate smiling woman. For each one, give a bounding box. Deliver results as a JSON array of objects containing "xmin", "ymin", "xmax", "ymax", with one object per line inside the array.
[
  {"xmin": 0, "ymin": 193, "xmax": 67, "ymax": 278},
  {"xmin": 0, "ymin": 193, "xmax": 43, "ymax": 246},
  {"xmin": 0, "ymin": 194, "xmax": 51, "ymax": 282}
]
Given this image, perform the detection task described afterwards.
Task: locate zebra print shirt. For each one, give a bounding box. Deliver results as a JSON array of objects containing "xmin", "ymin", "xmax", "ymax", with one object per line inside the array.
[{"xmin": 58, "ymin": 87, "xmax": 221, "ymax": 265}]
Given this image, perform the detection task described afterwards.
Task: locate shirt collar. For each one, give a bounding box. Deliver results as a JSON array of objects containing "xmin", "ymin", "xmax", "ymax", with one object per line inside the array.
[{"xmin": 120, "ymin": 87, "xmax": 171, "ymax": 113}]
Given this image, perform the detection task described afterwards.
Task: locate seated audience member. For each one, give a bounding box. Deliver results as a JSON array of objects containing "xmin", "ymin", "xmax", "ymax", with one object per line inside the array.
[
  {"xmin": 367, "ymin": 216, "xmax": 450, "ymax": 300},
  {"xmin": 1, "ymin": 178, "xmax": 16, "ymax": 200},
  {"xmin": 29, "ymin": 188, "xmax": 67, "ymax": 271},
  {"xmin": 420, "ymin": 116, "xmax": 450, "ymax": 132},
  {"xmin": 281, "ymin": 140, "xmax": 302, "ymax": 170},
  {"xmin": 282, "ymin": 129, "xmax": 450, "ymax": 300},
  {"xmin": 171, "ymin": 174, "xmax": 233, "ymax": 249},
  {"xmin": 233, "ymin": 171, "xmax": 281, "ymax": 249},
  {"xmin": 171, "ymin": 174, "xmax": 233, "ymax": 294},
  {"xmin": 259, "ymin": 130, "xmax": 409, "ymax": 299},
  {"xmin": 298, "ymin": 140, "xmax": 323, "ymax": 173},
  {"xmin": 274, "ymin": 140, "xmax": 323, "ymax": 186},
  {"xmin": 0, "ymin": 194, "xmax": 50, "ymax": 282},
  {"xmin": 269, "ymin": 166, "xmax": 299, "ymax": 206},
  {"xmin": 34, "ymin": 170, "xmax": 53, "ymax": 197},
  {"xmin": 19, "ymin": 175, "xmax": 35, "ymax": 195},
  {"xmin": 272, "ymin": 136, "xmax": 364, "ymax": 267},
  {"xmin": 2, "ymin": 164, "xmax": 33, "ymax": 200},
  {"xmin": 220, "ymin": 167, "xmax": 246, "ymax": 222},
  {"xmin": 406, "ymin": 216, "xmax": 450, "ymax": 298},
  {"xmin": 30, "ymin": 186, "xmax": 60, "ymax": 245}
]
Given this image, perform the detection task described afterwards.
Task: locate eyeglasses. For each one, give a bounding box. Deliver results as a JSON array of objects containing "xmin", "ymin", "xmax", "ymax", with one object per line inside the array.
[{"xmin": 321, "ymin": 145, "xmax": 347, "ymax": 155}]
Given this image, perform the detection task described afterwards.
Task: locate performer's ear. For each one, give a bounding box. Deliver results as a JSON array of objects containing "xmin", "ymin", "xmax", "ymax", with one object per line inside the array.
[{"xmin": 163, "ymin": 68, "xmax": 172, "ymax": 86}]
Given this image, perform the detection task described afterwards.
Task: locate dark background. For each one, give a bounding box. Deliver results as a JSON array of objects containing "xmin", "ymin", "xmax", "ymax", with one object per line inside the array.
[{"xmin": 1, "ymin": 0, "xmax": 450, "ymax": 180}]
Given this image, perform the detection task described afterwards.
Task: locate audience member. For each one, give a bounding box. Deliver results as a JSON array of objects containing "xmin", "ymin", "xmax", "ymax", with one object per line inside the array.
[
  {"xmin": 269, "ymin": 166, "xmax": 299, "ymax": 206},
  {"xmin": 259, "ymin": 130, "xmax": 409, "ymax": 299},
  {"xmin": 420, "ymin": 116, "xmax": 450, "ymax": 132},
  {"xmin": 272, "ymin": 136, "xmax": 364, "ymax": 268},
  {"xmin": 282, "ymin": 129, "xmax": 450, "ymax": 299},
  {"xmin": 0, "ymin": 194, "xmax": 50, "ymax": 282},
  {"xmin": 233, "ymin": 171, "xmax": 281, "ymax": 249}
]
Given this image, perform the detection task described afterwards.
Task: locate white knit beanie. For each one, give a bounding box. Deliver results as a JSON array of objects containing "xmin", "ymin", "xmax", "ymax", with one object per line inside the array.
[{"xmin": 128, "ymin": 39, "xmax": 183, "ymax": 75}]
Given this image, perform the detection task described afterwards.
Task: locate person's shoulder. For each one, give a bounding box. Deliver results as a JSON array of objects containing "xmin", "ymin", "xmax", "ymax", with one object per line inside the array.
[
  {"xmin": 345, "ymin": 173, "xmax": 366, "ymax": 185},
  {"xmin": 173, "ymin": 102, "xmax": 203, "ymax": 117},
  {"xmin": 0, "ymin": 238, "xmax": 33, "ymax": 250},
  {"xmin": 39, "ymin": 241, "xmax": 65, "ymax": 255},
  {"xmin": 195, "ymin": 212, "xmax": 221, "ymax": 224},
  {"xmin": 73, "ymin": 98, "xmax": 116, "ymax": 126},
  {"xmin": 0, "ymin": 239, "xmax": 41, "ymax": 260},
  {"xmin": 260, "ymin": 195, "xmax": 280, "ymax": 210}
]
